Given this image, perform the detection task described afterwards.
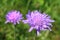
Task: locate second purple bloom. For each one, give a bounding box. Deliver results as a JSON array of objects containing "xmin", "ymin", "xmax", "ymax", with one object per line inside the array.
[{"xmin": 23, "ymin": 10, "xmax": 54, "ymax": 36}]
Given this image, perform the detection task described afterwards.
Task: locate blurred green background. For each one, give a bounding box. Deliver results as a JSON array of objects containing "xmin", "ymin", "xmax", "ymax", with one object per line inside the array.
[{"xmin": 0, "ymin": 0, "xmax": 60, "ymax": 40}]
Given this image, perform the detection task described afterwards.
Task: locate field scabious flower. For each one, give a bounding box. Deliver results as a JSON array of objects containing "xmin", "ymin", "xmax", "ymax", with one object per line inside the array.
[
  {"xmin": 5, "ymin": 10, "xmax": 23, "ymax": 25},
  {"xmin": 23, "ymin": 10, "xmax": 54, "ymax": 36}
]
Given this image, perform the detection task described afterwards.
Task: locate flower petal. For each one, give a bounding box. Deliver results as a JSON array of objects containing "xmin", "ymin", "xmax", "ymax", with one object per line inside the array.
[
  {"xmin": 28, "ymin": 27, "xmax": 34, "ymax": 32},
  {"xmin": 5, "ymin": 20, "xmax": 10, "ymax": 24},
  {"xmin": 22, "ymin": 20, "xmax": 28, "ymax": 24},
  {"xmin": 37, "ymin": 31, "xmax": 40, "ymax": 36}
]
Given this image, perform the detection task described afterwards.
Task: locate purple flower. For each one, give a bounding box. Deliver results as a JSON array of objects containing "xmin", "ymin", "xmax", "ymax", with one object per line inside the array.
[
  {"xmin": 23, "ymin": 10, "xmax": 54, "ymax": 36},
  {"xmin": 5, "ymin": 10, "xmax": 23, "ymax": 25}
]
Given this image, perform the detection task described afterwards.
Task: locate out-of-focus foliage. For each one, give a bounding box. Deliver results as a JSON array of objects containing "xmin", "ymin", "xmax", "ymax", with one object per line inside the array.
[{"xmin": 0, "ymin": 0, "xmax": 60, "ymax": 40}]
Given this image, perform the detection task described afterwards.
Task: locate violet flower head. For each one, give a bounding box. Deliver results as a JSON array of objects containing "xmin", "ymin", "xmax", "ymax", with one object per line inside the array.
[
  {"xmin": 23, "ymin": 10, "xmax": 54, "ymax": 36},
  {"xmin": 5, "ymin": 10, "xmax": 23, "ymax": 25}
]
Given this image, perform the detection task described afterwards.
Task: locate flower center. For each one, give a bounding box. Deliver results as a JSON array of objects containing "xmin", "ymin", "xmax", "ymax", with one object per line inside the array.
[{"xmin": 32, "ymin": 15, "xmax": 41, "ymax": 25}]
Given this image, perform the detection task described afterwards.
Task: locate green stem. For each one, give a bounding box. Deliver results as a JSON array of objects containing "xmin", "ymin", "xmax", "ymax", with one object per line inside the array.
[
  {"xmin": 26, "ymin": 0, "xmax": 31, "ymax": 9},
  {"xmin": 12, "ymin": 25, "xmax": 16, "ymax": 40},
  {"xmin": 42, "ymin": 30, "xmax": 49, "ymax": 40}
]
